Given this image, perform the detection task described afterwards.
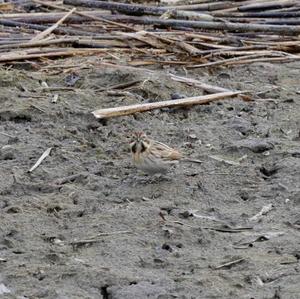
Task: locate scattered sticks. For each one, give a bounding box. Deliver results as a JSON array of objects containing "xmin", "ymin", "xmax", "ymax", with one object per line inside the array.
[
  {"xmin": 0, "ymin": 0, "xmax": 300, "ymax": 68},
  {"xmin": 0, "ymin": 48, "xmax": 113, "ymax": 63},
  {"xmin": 30, "ymin": 8, "xmax": 76, "ymax": 42},
  {"xmin": 63, "ymin": 0, "xmax": 215, "ymax": 21}
]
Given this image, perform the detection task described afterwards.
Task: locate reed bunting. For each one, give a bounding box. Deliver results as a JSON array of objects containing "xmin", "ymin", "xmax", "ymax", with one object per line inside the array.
[{"xmin": 129, "ymin": 131, "xmax": 202, "ymax": 175}]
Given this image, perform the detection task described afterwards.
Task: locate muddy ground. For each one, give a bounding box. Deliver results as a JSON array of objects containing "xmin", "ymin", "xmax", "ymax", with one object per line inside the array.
[{"xmin": 0, "ymin": 58, "xmax": 299, "ymax": 299}]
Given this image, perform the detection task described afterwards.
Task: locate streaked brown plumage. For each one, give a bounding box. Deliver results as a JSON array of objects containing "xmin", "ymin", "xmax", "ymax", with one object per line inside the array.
[{"xmin": 129, "ymin": 132, "xmax": 202, "ymax": 175}]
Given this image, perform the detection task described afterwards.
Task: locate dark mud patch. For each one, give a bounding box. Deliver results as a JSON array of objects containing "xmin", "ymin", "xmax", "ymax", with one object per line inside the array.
[{"xmin": 0, "ymin": 60, "xmax": 299, "ymax": 299}]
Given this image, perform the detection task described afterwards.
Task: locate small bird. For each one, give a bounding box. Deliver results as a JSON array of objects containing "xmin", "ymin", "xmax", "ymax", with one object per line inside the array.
[{"xmin": 129, "ymin": 131, "xmax": 202, "ymax": 175}]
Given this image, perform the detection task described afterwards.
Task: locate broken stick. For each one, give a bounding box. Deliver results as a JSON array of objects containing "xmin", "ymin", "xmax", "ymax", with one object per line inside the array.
[
  {"xmin": 92, "ymin": 90, "xmax": 246, "ymax": 119},
  {"xmin": 29, "ymin": 147, "xmax": 52, "ymax": 172},
  {"xmin": 170, "ymin": 74, "xmax": 252, "ymax": 101},
  {"xmin": 30, "ymin": 7, "xmax": 76, "ymax": 42}
]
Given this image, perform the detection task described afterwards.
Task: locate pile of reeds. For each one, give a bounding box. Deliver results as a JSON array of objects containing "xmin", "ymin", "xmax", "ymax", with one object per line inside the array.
[{"xmin": 1, "ymin": 0, "xmax": 300, "ymax": 68}]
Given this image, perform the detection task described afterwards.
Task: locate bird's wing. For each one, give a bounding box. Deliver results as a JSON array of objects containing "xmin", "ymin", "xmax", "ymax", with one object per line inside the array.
[{"xmin": 151, "ymin": 140, "xmax": 182, "ymax": 161}]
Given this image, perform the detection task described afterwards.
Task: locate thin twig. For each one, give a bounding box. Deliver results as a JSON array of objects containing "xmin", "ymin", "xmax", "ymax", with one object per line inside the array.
[
  {"xmin": 28, "ymin": 147, "xmax": 52, "ymax": 173},
  {"xmin": 70, "ymin": 230, "xmax": 133, "ymax": 246},
  {"xmin": 214, "ymin": 258, "xmax": 245, "ymax": 270},
  {"xmin": 0, "ymin": 131, "xmax": 16, "ymax": 139},
  {"xmin": 169, "ymin": 74, "xmax": 252, "ymax": 101}
]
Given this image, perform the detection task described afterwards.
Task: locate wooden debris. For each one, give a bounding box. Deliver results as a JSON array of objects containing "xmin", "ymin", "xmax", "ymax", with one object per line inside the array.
[
  {"xmin": 64, "ymin": 0, "xmax": 216, "ymax": 21},
  {"xmin": 92, "ymin": 90, "xmax": 245, "ymax": 119},
  {"xmin": 249, "ymin": 203, "xmax": 274, "ymax": 222},
  {"xmin": 0, "ymin": 0, "xmax": 299, "ymax": 68},
  {"xmin": 0, "ymin": 48, "xmax": 113, "ymax": 63},
  {"xmin": 170, "ymin": 74, "xmax": 234, "ymax": 94},
  {"xmin": 170, "ymin": 74, "xmax": 253, "ymax": 101},
  {"xmin": 30, "ymin": 8, "xmax": 76, "ymax": 42},
  {"xmin": 0, "ymin": 132, "xmax": 16, "ymax": 139},
  {"xmin": 234, "ymin": 231, "xmax": 285, "ymax": 248},
  {"xmin": 95, "ymin": 80, "xmax": 142, "ymax": 92},
  {"xmin": 205, "ymin": 225, "xmax": 253, "ymax": 233},
  {"xmin": 214, "ymin": 258, "xmax": 245, "ymax": 270},
  {"xmin": 33, "ymin": 0, "xmax": 137, "ymax": 32},
  {"xmin": 208, "ymin": 155, "xmax": 241, "ymax": 166},
  {"xmin": 69, "ymin": 230, "xmax": 133, "ymax": 247},
  {"xmin": 28, "ymin": 147, "xmax": 52, "ymax": 173}
]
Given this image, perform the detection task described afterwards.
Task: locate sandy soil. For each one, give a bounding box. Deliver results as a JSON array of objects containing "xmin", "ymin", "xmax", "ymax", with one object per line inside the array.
[{"xmin": 0, "ymin": 59, "xmax": 299, "ymax": 299}]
